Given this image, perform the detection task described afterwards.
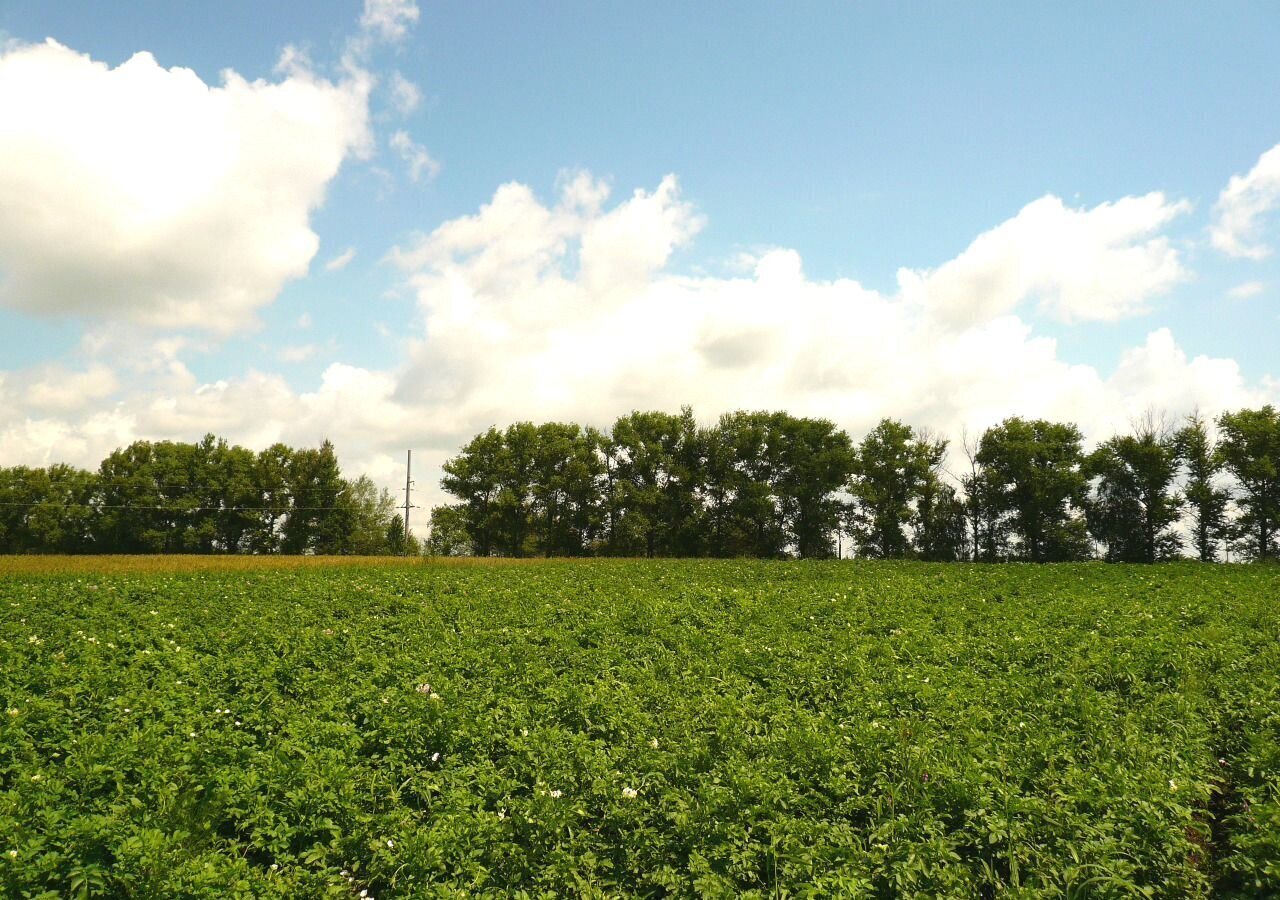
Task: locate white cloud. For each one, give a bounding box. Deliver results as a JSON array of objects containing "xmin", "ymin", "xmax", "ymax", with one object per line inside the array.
[
  {"xmin": 8, "ymin": 364, "xmax": 119, "ymax": 414},
  {"xmin": 384, "ymin": 174, "xmax": 1264, "ymax": 455},
  {"xmin": 389, "ymin": 72, "xmax": 421, "ymax": 115},
  {"xmin": 297, "ymin": 312, "xmax": 313, "ymax": 328},
  {"xmin": 324, "ymin": 247, "xmax": 358, "ymax": 271},
  {"xmin": 390, "ymin": 130, "xmax": 440, "ymax": 182},
  {"xmin": 1, "ymin": 172, "xmax": 1274, "ymax": 527},
  {"xmin": 897, "ymin": 193, "xmax": 1191, "ymax": 326},
  {"xmin": 0, "ymin": 39, "xmax": 372, "ymax": 333},
  {"xmin": 359, "ymin": 0, "xmax": 421, "ymax": 45},
  {"xmin": 278, "ymin": 344, "xmax": 318, "ymax": 363},
  {"xmin": 1228, "ymin": 280, "xmax": 1265, "ymax": 300},
  {"xmin": 1212, "ymin": 143, "xmax": 1280, "ymax": 259}
]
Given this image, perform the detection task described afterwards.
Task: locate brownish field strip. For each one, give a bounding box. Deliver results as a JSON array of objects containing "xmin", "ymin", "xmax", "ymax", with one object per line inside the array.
[{"xmin": 0, "ymin": 555, "xmax": 545, "ymax": 576}]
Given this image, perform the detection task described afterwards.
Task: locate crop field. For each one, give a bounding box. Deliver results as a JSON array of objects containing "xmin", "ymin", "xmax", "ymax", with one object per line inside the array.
[{"xmin": 2, "ymin": 559, "xmax": 1278, "ymax": 898}]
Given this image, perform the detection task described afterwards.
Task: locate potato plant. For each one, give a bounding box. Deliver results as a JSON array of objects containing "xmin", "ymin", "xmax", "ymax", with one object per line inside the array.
[{"xmin": 1, "ymin": 559, "xmax": 1278, "ymax": 897}]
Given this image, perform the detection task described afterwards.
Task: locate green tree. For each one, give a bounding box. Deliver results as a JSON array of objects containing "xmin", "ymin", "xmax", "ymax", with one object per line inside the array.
[
  {"xmin": 976, "ymin": 418, "xmax": 1089, "ymax": 562},
  {"xmin": 346, "ymin": 475, "xmax": 398, "ymax": 555},
  {"xmin": 1217, "ymin": 405, "xmax": 1280, "ymax": 561},
  {"xmin": 769, "ymin": 414, "xmax": 856, "ymax": 558},
  {"xmin": 1174, "ymin": 413, "xmax": 1228, "ymax": 562},
  {"xmin": 912, "ymin": 436, "xmax": 967, "ymax": 561},
  {"xmin": 282, "ymin": 440, "xmax": 353, "ymax": 554},
  {"xmin": 441, "ymin": 428, "xmax": 506, "ymax": 556},
  {"xmin": 1084, "ymin": 420, "xmax": 1182, "ymax": 562},
  {"xmin": 607, "ymin": 408, "xmax": 701, "ymax": 557},
  {"xmin": 848, "ymin": 419, "xmax": 932, "ymax": 559},
  {"xmin": 426, "ymin": 504, "xmax": 473, "ymax": 556},
  {"xmin": 530, "ymin": 422, "xmax": 606, "ymax": 556}
]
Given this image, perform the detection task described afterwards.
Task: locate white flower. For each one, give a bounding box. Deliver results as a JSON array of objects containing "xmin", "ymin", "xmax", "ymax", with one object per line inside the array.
[
  {"xmin": 622, "ymin": 787, "xmax": 638, "ymax": 799},
  {"xmin": 431, "ymin": 752, "xmax": 440, "ymax": 763},
  {"xmin": 1169, "ymin": 779, "xmax": 1178, "ymax": 792},
  {"xmin": 270, "ymin": 863, "xmax": 279, "ymax": 871},
  {"xmin": 497, "ymin": 809, "xmax": 506, "ymax": 820},
  {"xmin": 521, "ymin": 728, "xmax": 529, "ymax": 737},
  {"xmin": 549, "ymin": 789, "xmax": 563, "ymax": 799},
  {"xmin": 416, "ymin": 683, "xmax": 431, "ymax": 694},
  {"xmin": 30, "ymin": 774, "xmax": 42, "ymax": 782},
  {"xmin": 123, "ymin": 708, "xmax": 131, "ymax": 714},
  {"xmin": 386, "ymin": 839, "xmax": 394, "ymax": 848},
  {"xmin": 649, "ymin": 738, "xmax": 659, "ymax": 749},
  {"xmin": 6, "ymin": 849, "xmax": 16, "ymax": 858},
  {"xmin": 360, "ymin": 890, "xmax": 369, "ymax": 898}
]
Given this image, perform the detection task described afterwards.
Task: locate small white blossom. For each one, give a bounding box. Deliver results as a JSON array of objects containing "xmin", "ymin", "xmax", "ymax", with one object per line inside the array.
[
  {"xmin": 386, "ymin": 839, "xmax": 394, "ymax": 848},
  {"xmin": 622, "ymin": 786, "xmax": 638, "ymax": 799},
  {"xmin": 431, "ymin": 752, "xmax": 440, "ymax": 763},
  {"xmin": 1169, "ymin": 779, "xmax": 1178, "ymax": 792},
  {"xmin": 6, "ymin": 849, "xmax": 16, "ymax": 858},
  {"xmin": 270, "ymin": 863, "xmax": 279, "ymax": 871},
  {"xmin": 416, "ymin": 683, "xmax": 431, "ymax": 694},
  {"xmin": 549, "ymin": 789, "xmax": 563, "ymax": 799},
  {"xmin": 649, "ymin": 738, "xmax": 659, "ymax": 749}
]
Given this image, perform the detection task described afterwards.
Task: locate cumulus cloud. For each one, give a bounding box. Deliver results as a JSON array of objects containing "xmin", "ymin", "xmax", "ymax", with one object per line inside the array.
[
  {"xmin": 1212, "ymin": 143, "xmax": 1280, "ymax": 259},
  {"xmin": 897, "ymin": 193, "xmax": 1191, "ymax": 327},
  {"xmin": 1, "ymin": 172, "xmax": 1274, "ymax": 522},
  {"xmin": 390, "ymin": 130, "xmax": 440, "ymax": 182},
  {"xmin": 0, "ymin": 39, "xmax": 372, "ymax": 333},
  {"xmin": 383, "ymin": 174, "xmax": 1262, "ymax": 453}
]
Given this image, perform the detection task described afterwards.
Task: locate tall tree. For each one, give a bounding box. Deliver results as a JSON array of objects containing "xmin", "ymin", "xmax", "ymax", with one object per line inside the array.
[
  {"xmin": 1084, "ymin": 419, "xmax": 1182, "ymax": 562},
  {"xmin": 346, "ymin": 475, "xmax": 398, "ymax": 555},
  {"xmin": 715, "ymin": 411, "xmax": 788, "ymax": 558},
  {"xmin": 283, "ymin": 440, "xmax": 353, "ymax": 554},
  {"xmin": 1217, "ymin": 406, "xmax": 1280, "ymax": 561},
  {"xmin": 770, "ymin": 414, "xmax": 857, "ymax": 558},
  {"xmin": 425, "ymin": 505, "xmax": 472, "ymax": 556},
  {"xmin": 608, "ymin": 408, "xmax": 701, "ymax": 557},
  {"xmin": 1175, "ymin": 413, "xmax": 1229, "ymax": 562},
  {"xmin": 912, "ymin": 434, "xmax": 967, "ymax": 562},
  {"xmin": 976, "ymin": 418, "xmax": 1089, "ymax": 562},
  {"xmin": 529, "ymin": 423, "xmax": 606, "ymax": 556},
  {"xmin": 848, "ymin": 419, "xmax": 931, "ymax": 559},
  {"xmin": 441, "ymin": 428, "xmax": 506, "ymax": 556}
]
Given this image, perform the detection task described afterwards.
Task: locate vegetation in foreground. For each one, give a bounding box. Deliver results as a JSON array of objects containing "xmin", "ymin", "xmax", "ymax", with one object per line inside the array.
[{"xmin": 2, "ymin": 559, "xmax": 1278, "ymax": 897}]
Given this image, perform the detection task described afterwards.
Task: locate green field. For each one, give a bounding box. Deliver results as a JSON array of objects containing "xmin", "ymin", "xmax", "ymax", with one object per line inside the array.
[{"xmin": 2, "ymin": 559, "xmax": 1278, "ymax": 898}]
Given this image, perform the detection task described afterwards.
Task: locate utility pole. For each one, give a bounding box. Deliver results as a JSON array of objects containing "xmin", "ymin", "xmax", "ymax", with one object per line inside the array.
[{"xmin": 403, "ymin": 449, "xmax": 413, "ymax": 557}]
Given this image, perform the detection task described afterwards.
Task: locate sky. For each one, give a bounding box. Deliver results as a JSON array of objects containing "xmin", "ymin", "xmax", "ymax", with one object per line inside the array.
[{"xmin": 1, "ymin": 0, "xmax": 1278, "ymax": 528}]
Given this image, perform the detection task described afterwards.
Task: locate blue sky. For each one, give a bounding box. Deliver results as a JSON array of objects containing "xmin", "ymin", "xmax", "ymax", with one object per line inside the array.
[{"xmin": 0, "ymin": 1, "xmax": 1277, "ymax": 511}]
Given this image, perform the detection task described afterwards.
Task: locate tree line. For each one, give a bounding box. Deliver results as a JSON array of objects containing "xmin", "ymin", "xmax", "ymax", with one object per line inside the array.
[
  {"xmin": 429, "ymin": 406, "xmax": 1280, "ymax": 563},
  {"xmin": 0, "ymin": 435, "xmax": 417, "ymax": 555}
]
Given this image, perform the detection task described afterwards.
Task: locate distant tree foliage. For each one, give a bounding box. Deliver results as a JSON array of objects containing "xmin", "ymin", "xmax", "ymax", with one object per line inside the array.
[
  {"xmin": 429, "ymin": 406, "xmax": 1280, "ymax": 564},
  {"xmin": 5, "ymin": 406, "xmax": 1280, "ymax": 562},
  {"xmin": 0, "ymin": 434, "xmax": 407, "ymax": 555},
  {"xmin": 1217, "ymin": 405, "xmax": 1280, "ymax": 561},
  {"xmin": 1085, "ymin": 419, "xmax": 1183, "ymax": 563}
]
